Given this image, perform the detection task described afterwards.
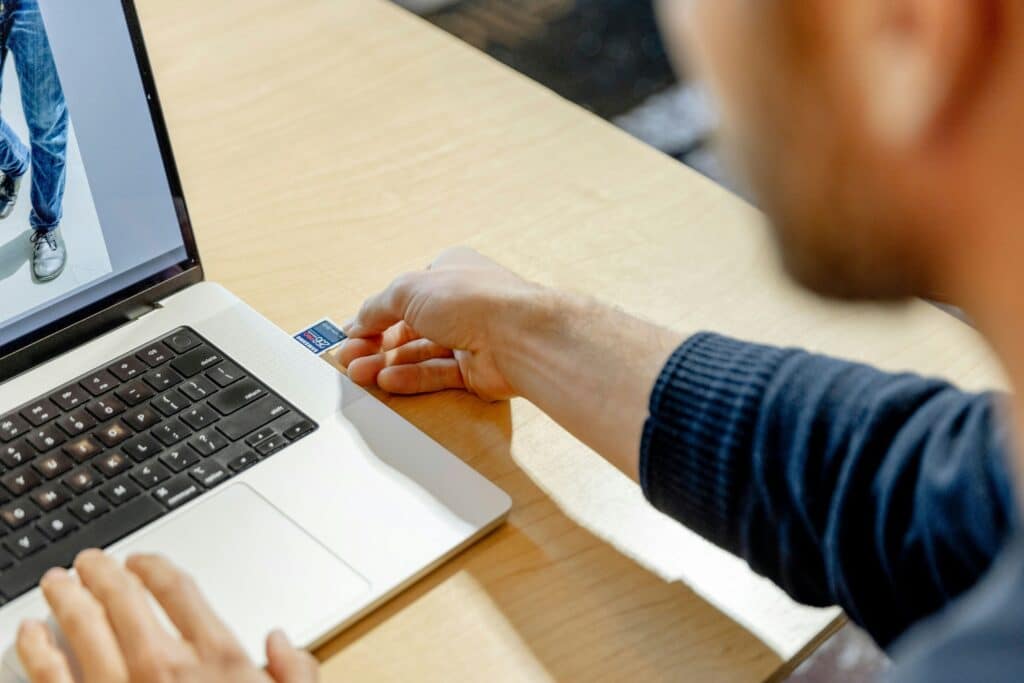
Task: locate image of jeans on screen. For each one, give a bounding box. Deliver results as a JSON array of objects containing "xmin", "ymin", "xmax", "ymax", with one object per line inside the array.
[{"xmin": 0, "ymin": 0, "xmax": 69, "ymax": 283}]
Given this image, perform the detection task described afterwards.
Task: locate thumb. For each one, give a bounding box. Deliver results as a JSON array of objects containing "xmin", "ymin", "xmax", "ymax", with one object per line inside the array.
[{"xmin": 266, "ymin": 629, "xmax": 320, "ymax": 683}]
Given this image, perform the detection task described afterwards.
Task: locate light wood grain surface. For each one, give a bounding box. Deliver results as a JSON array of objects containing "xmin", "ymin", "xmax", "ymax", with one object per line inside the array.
[{"xmin": 132, "ymin": 0, "xmax": 1007, "ymax": 680}]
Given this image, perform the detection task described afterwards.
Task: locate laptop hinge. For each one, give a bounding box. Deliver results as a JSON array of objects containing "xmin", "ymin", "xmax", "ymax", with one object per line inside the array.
[{"xmin": 124, "ymin": 302, "xmax": 161, "ymax": 322}]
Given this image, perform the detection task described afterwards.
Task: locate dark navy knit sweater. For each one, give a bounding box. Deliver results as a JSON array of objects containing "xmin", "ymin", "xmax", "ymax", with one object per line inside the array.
[{"xmin": 640, "ymin": 333, "xmax": 1021, "ymax": 678}]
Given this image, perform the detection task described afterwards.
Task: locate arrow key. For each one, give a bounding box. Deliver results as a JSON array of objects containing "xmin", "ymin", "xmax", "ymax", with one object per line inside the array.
[{"xmin": 4, "ymin": 527, "xmax": 45, "ymax": 559}]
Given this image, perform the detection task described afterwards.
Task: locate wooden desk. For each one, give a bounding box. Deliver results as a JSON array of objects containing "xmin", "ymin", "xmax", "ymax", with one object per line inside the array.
[{"xmin": 134, "ymin": 0, "xmax": 1007, "ymax": 680}]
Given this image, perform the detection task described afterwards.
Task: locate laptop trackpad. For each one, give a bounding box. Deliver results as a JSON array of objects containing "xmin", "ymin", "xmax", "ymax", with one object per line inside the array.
[{"xmin": 114, "ymin": 483, "xmax": 370, "ymax": 659}]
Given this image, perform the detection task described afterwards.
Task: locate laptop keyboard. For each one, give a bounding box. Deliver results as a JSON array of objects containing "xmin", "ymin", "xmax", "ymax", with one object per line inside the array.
[{"xmin": 0, "ymin": 327, "xmax": 318, "ymax": 604}]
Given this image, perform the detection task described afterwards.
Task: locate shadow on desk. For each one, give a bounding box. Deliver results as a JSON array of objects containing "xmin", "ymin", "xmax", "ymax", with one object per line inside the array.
[{"xmin": 314, "ymin": 385, "xmax": 784, "ymax": 682}]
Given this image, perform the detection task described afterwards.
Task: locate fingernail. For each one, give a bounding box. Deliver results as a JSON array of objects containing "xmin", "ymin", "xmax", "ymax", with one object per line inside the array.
[
  {"xmin": 18, "ymin": 619, "xmax": 47, "ymax": 643},
  {"xmin": 341, "ymin": 319, "xmax": 355, "ymax": 334},
  {"xmin": 269, "ymin": 628, "xmax": 292, "ymax": 648},
  {"xmin": 40, "ymin": 567, "xmax": 67, "ymax": 585}
]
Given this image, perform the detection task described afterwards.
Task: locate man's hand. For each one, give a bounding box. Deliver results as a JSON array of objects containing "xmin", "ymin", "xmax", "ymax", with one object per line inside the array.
[
  {"xmin": 340, "ymin": 247, "xmax": 550, "ymax": 401},
  {"xmin": 341, "ymin": 248, "xmax": 685, "ymax": 481},
  {"xmin": 16, "ymin": 550, "xmax": 318, "ymax": 683}
]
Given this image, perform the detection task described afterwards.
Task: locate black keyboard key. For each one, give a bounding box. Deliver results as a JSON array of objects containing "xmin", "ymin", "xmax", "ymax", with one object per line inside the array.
[
  {"xmin": 95, "ymin": 420, "xmax": 133, "ymax": 448},
  {"xmin": 50, "ymin": 384, "xmax": 90, "ymax": 412},
  {"xmin": 63, "ymin": 467, "xmax": 99, "ymax": 494},
  {"xmin": 0, "ymin": 413, "xmax": 30, "ymax": 442},
  {"xmin": 130, "ymin": 460, "xmax": 172, "ymax": 489},
  {"xmin": 86, "ymin": 397, "xmax": 127, "ymax": 421},
  {"xmin": 31, "ymin": 484, "xmax": 69, "ymax": 513},
  {"xmin": 38, "ymin": 511, "xmax": 78, "ymax": 541},
  {"xmin": 216, "ymin": 397, "xmax": 289, "ymax": 441},
  {"xmin": 152, "ymin": 419, "xmax": 191, "ymax": 447},
  {"xmin": 180, "ymin": 376, "xmax": 218, "ymax": 402},
  {"xmin": 181, "ymin": 404, "xmax": 219, "ymax": 431},
  {"xmin": 209, "ymin": 379, "xmax": 266, "ymax": 416},
  {"xmin": 5, "ymin": 527, "xmax": 46, "ymax": 559},
  {"xmin": 207, "ymin": 362, "xmax": 244, "ymax": 387},
  {"xmin": 122, "ymin": 434, "xmax": 163, "ymax": 462},
  {"xmin": 144, "ymin": 368, "xmax": 183, "ymax": 392},
  {"xmin": 1, "ymin": 439, "xmax": 32, "ymax": 469},
  {"xmin": 124, "ymin": 406, "xmax": 161, "ymax": 432},
  {"xmin": 27, "ymin": 424, "xmax": 67, "ymax": 453},
  {"xmin": 164, "ymin": 330, "xmax": 201, "ymax": 354},
  {"xmin": 68, "ymin": 495, "xmax": 110, "ymax": 524},
  {"xmin": 95, "ymin": 452, "xmax": 132, "ymax": 478},
  {"xmin": 245, "ymin": 427, "xmax": 277, "ymax": 447},
  {"xmin": 33, "ymin": 453, "xmax": 73, "ymax": 480},
  {"xmin": 0, "ymin": 500, "xmax": 39, "ymax": 529},
  {"xmin": 62, "ymin": 435, "xmax": 104, "ymax": 464},
  {"xmin": 138, "ymin": 342, "xmax": 173, "ymax": 368},
  {"xmin": 0, "ymin": 496, "xmax": 162, "ymax": 600},
  {"xmin": 189, "ymin": 428, "xmax": 229, "ymax": 457},
  {"xmin": 21, "ymin": 400, "xmax": 59, "ymax": 427},
  {"xmin": 256, "ymin": 434, "xmax": 288, "ymax": 457},
  {"xmin": 115, "ymin": 379, "xmax": 156, "ymax": 407},
  {"xmin": 282, "ymin": 418, "xmax": 316, "ymax": 441},
  {"xmin": 99, "ymin": 477, "xmax": 140, "ymax": 506},
  {"xmin": 108, "ymin": 355, "xmax": 147, "ymax": 382},
  {"xmin": 228, "ymin": 451, "xmax": 259, "ymax": 473},
  {"xmin": 56, "ymin": 409, "xmax": 97, "ymax": 437},
  {"xmin": 152, "ymin": 390, "xmax": 191, "ymax": 417},
  {"xmin": 0, "ymin": 548, "xmax": 13, "ymax": 570},
  {"xmin": 188, "ymin": 462, "xmax": 228, "ymax": 489},
  {"xmin": 2, "ymin": 468, "xmax": 40, "ymax": 497},
  {"xmin": 171, "ymin": 346, "xmax": 222, "ymax": 378},
  {"xmin": 81, "ymin": 371, "xmax": 118, "ymax": 397},
  {"xmin": 154, "ymin": 475, "xmax": 203, "ymax": 509},
  {"xmin": 159, "ymin": 445, "xmax": 200, "ymax": 473}
]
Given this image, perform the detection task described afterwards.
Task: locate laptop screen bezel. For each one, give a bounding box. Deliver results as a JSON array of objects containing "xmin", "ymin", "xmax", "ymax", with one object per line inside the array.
[{"xmin": 0, "ymin": 0, "xmax": 202, "ymax": 381}]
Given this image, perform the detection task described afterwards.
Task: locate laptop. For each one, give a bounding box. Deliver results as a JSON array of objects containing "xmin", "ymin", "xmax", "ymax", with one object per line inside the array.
[{"xmin": 0, "ymin": 0, "xmax": 510, "ymax": 673}]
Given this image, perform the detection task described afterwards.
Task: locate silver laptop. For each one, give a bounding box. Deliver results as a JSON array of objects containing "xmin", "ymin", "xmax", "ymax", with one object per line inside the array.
[{"xmin": 0, "ymin": 0, "xmax": 510, "ymax": 673}]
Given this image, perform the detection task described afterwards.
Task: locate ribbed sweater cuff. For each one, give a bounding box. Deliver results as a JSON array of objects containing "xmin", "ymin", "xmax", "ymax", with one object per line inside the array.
[{"xmin": 640, "ymin": 333, "xmax": 792, "ymax": 553}]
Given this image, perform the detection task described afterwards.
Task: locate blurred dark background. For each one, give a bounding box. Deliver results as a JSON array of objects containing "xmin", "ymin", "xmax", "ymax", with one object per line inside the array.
[
  {"xmin": 392, "ymin": 1, "xmax": 891, "ymax": 681},
  {"xmin": 396, "ymin": 0, "xmax": 726, "ymax": 183}
]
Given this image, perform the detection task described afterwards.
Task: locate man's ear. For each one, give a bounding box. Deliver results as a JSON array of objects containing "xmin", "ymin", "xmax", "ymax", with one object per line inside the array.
[{"xmin": 847, "ymin": 0, "xmax": 998, "ymax": 147}]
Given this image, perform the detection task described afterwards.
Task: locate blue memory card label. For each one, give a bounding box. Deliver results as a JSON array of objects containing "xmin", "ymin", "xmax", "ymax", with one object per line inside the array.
[{"xmin": 294, "ymin": 319, "xmax": 347, "ymax": 355}]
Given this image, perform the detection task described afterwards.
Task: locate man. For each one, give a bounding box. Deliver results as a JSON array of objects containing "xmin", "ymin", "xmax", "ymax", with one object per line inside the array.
[
  {"xmin": 0, "ymin": 0, "xmax": 69, "ymax": 283},
  {"xmin": 13, "ymin": 0, "xmax": 1024, "ymax": 680}
]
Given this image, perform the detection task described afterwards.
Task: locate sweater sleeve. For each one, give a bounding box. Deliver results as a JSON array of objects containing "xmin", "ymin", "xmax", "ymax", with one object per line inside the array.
[{"xmin": 640, "ymin": 332, "xmax": 1018, "ymax": 648}]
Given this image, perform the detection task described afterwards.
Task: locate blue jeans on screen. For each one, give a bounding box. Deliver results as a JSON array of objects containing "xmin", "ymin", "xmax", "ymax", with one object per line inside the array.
[{"xmin": 0, "ymin": 0, "xmax": 68, "ymax": 234}]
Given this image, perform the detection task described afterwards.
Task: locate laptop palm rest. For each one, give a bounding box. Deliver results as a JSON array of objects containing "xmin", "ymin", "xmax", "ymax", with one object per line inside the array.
[{"xmin": 3, "ymin": 484, "xmax": 369, "ymax": 680}]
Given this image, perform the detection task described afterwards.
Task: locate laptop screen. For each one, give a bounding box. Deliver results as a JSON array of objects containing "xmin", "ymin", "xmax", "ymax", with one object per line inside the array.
[{"xmin": 0, "ymin": 0, "xmax": 197, "ymax": 354}]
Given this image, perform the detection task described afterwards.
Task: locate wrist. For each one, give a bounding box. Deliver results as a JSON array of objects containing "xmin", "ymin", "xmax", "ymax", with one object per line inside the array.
[{"xmin": 493, "ymin": 285, "xmax": 581, "ymax": 398}]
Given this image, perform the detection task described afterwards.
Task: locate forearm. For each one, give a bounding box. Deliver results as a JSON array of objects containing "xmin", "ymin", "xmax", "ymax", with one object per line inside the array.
[
  {"xmin": 640, "ymin": 332, "xmax": 1018, "ymax": 647},
  {"xmin": 497, "ymin": 289, "xmax": 685, "ymax": 481}
]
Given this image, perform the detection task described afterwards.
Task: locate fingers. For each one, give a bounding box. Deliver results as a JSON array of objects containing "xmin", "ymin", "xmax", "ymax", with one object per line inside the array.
[
  {"xmin": 38, "ymin": 568, "xmax": 127, "ymax": 683},
  {"xmin": 265, "ymin": 630, "xmax": 319, "ymax": 683},
  {"xmin": 338, "ymin": 337, "xmax": 382, "ymax": 368},
  {"xmin": 16, "ymin": 621, "xmax": 73, "ymax": 683},
  {"xmin": 380, "ymin": 321, "xmax": 421, "ymax": 351},
  {"xmin": 346, "ymin": 339, "xmax": 456, "ymax": 388},
  {"xmin": 126, "ymin": 554, "xmax": 245, "ymax": 662},
  {"xmin": 339, "ymin": 321, "xmax": 425, "ymax": 370},
  {"xmin": 73, "ymin": 550, "xmax": 178, "ymax": 674},
  {"xmin": 344, "ymin": 272, "xmax": 426, "ymax": 339},
  {"xmin": 378, "ymin": 358, "xmax": 465, "ymax": 394}
]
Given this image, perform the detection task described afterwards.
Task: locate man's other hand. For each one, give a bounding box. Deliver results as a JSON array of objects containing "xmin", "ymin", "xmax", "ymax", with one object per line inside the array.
[
  {"xmin": 16, "ymin": 550, "xmax": 318, "ymax": 683},
  {"xmin": 340, "ymin": 247, "xmax": 549, "ymax": 401}
]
